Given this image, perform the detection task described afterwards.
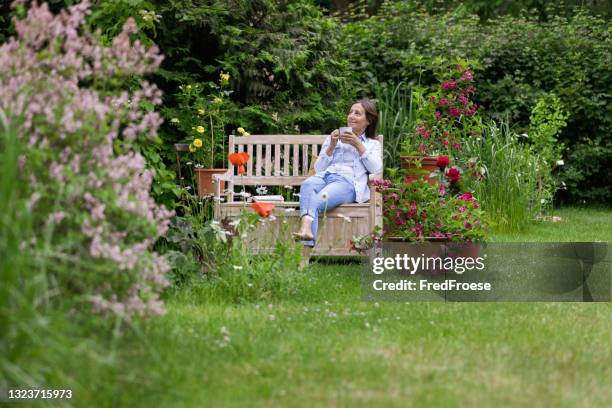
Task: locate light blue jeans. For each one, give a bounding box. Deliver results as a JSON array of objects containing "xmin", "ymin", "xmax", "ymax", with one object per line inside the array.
[{"xmin": 299, "ymin": 172, "xmax": 356, "ymax": 247}]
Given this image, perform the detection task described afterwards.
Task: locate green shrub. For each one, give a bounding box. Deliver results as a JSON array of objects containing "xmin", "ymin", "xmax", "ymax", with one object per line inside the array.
[{"xmin": 561, "ymin": 136, "xmax": 612, "ymax": 204}]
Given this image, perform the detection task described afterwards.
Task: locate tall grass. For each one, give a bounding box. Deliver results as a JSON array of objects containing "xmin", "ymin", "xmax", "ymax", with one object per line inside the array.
[
  {"xmin": 0, "ymin": 111, "xmax": 139, "ymax": 405},
  {"xmin": 0, "ymin": 110, "xmax": 47, "ymax": 389},
  {"xmin": 373, "ymin": 82, "xmax": 416, "ymax": 169},
  {"xmin": 463, "ymin": 120, "xmax": 545, "ymax": 233}
]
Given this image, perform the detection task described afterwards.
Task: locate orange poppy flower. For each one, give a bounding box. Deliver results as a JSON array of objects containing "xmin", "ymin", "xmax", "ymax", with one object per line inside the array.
[
  {"xmin": 251, "ymin": 202, "xmax": 274, "ymax": 218},
  {"xmin": 228, "ymin": 152, "xmax": 250, "ymax": 175}
]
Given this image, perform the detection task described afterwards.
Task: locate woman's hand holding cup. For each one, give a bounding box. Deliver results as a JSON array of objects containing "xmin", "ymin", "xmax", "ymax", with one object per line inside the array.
[
  {"xmin": 339, "ymin": 126, "xmax": 358, "ymax": 147},
  {"xmin": 330, "ymin": 129, "xmax": 340, "ymax": 146}
]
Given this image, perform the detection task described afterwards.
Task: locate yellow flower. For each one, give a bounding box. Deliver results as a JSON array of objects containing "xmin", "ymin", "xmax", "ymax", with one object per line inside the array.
[
  {"xmin": 189, "ymin": 144, "xmax": 196, "ymax": 153},
  {"xmin": 213, "ymin": 97, "xmax": 223, "ymax": 104},
  {"xmin": 243, "ymin": 132, "xmax": 250, "ymax": 136},
  {"xmin": 220, "ymin": 72, "xmax": 230, "ymax": 82},
  {"xmin": 193, "ymin": 138, "xmax": 203, "ymax": 148},
  {"xmin": 237, "ymin": 127, "xmax": 245, "ymax": 135},
  {"xmin": 197, "ymin": 108, "xmax": 205, "ymax": 116},
  {"xmin": 196, "ymin": 125, "xmax": 205, "ymax": 134},
  {"xmin": 186, "ymin": 85, "xmax": 192, "ymax": 91}
]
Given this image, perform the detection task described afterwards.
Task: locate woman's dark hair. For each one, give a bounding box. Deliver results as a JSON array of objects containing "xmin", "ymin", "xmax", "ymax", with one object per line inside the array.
[{"xmin": 354, "ymin": 98, "xmax": 379, "ymax": 139}]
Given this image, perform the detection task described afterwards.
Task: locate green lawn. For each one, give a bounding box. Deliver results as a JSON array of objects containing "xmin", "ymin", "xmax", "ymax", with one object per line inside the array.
[
  {"xmin": 491, "ymin": 207, "xmax": 612, "ymax": 242},
  {"xmin": 51, "ymin": 207, "xmax": 612, "ymax": 406}
]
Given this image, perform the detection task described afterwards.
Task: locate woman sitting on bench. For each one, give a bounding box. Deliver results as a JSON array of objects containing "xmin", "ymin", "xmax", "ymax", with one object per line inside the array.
[{"xmin": 292, "ymin": 98, "xmax": 383, "ymax": 247}]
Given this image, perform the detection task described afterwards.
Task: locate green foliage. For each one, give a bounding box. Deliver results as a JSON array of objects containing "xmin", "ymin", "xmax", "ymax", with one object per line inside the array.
[
  {"xmin": 373, "ymin": 81, "xmax": 416, "ymax": 168},
  {"xmin": 382, "ymin": 0, "xmax": 612, "ymax": 21},
  {"xmin": 462, "ymin": 121, "xmax": 548, "ymax": 232},
  {"xmin": 528, "ymin": 94, "xmax": 568, "ymax": 166},
  {"xmin": 162, "ymin": 209, "xmax": 303, "ymax": 301},
  {"xmin": 526, "ymin": 94, "xmax": 569, "ymax": 205},
  {"xmin": 154, "ymin": 0, "xmax": 350, "ymax": 134},
  {"xmin": 338, "ymin": 3, "xmax": 610, "ymax": 202},
  {"xmin": 88, "ymin": 0, "xmax": 160, "ymax": 45},
  {"xmin": 162, "ymin": 76, "xmax": 234, "ymax": 169},
  {"xmin": 561, "ymin": 136, "xmax": 612, "ymax": 204}
]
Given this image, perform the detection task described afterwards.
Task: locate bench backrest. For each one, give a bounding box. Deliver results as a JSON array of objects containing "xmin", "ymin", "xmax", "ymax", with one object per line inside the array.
[{"xmin": 227, "ymin": 134, "xmax": 383, "ymax": 186}]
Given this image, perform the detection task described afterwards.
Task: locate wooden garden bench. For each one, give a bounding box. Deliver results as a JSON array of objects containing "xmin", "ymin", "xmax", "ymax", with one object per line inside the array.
[{"xmin": 212, "ymin": 134, "xmax": 383, "ymax": 256}]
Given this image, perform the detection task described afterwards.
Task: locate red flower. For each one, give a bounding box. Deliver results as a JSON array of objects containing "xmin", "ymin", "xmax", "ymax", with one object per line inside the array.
[
  {"xmin": 228, "ymin": 152, "xmax": 250, "ymax": 175},
  {"xmin": 251, "ymin": 202, "xmax": 274, "ymax": 217},
  {"xmin": 435, "ymin": 156, "xmax": 450, "ymax": 170},
  {"xmin": 441, "ymin": 81, "xmax": 456, "ymax": 91},
  {"xmin": 448, "ymin": 106, "xmax": 461, "ymax": 117},
  {"xmin": 459, "ymin": 192, "xmax": 473, "ymax": 201},
  {"xmin": 445, "ymin": 167, "xmax": 461, "ymax": 183}
]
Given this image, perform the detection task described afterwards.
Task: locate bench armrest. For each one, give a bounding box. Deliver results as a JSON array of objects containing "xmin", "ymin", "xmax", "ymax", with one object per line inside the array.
[
  {"xmin": 212, "ymin": 171, "xmax": 233, "ymax": 182},
  {"xmin": 213, "ymin": 170, "xmax": 234, "ymax": 200}
]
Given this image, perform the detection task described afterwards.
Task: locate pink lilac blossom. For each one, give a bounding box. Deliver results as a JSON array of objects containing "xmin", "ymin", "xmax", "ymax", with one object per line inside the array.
[
  {"xmin": 461, "ymin": 70, "xmax": 473, "ymax": 81},
  {"xmin": 1, "ymin": 0, "xmax": 173, "ymax": 318}
]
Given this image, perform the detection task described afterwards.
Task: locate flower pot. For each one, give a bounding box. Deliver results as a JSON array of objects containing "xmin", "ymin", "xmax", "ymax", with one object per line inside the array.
[
  {"xmin": 445, "ymin": 241, "xmax": 482, "ymax": 259},
  {"xmin": 399, "ymin": 155, "xmax": 439, "ymax": 186},
  {"xmin": 387, "ymin": 236, "xmax": 448, "ymax": 275},
  {"xmin": 195, "ymin": 168, "xmax": 227, "ymax": 196}
]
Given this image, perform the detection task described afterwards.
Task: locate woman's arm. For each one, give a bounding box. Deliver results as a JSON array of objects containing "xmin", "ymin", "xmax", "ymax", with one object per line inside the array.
[
  {"xmin": 339, "ymin": 132, "xmax": 383, "ymax": 175},
  {"xmin": 359, "ymin": 140, "xmax": 383, "ymax": 174},
  {"xmin": 314, "ymin": 131, "xmax": 339, "ymax": 173}
]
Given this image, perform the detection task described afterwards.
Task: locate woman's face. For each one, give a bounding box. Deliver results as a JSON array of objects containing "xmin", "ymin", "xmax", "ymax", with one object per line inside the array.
[{"xmin": 347, "ymin": 103, "xmax": 369, "ymax": 134}]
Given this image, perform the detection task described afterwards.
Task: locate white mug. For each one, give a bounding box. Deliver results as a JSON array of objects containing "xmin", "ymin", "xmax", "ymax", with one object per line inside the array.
[{"xmin": 339, "ymin": 126, "xmax": 352, "ymax": 135}]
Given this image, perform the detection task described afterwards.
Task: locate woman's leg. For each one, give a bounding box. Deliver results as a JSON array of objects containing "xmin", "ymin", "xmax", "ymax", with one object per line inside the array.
[
  {"xmin": 295, "ymin": 175, "xmax": 327, "ymax": 240},
  {"xmin": 302, "ymin": 173, "xmax": 356, "ymax": 247},
  {"xmin": 298, "ymin": 175, "xmax": 326, "ymax": 215}
]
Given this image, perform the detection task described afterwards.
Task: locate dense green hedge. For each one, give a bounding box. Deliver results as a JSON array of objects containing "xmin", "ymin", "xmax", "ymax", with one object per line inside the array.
[{"xmin": 339, "ymin": 2, "xmax": 610, "ymax": 203}]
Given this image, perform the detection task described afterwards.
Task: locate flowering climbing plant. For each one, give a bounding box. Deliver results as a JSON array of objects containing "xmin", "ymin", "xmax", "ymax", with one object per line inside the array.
[{"xmin": 400, "ymin": 60, "xmax": 485, "ymax": 157}]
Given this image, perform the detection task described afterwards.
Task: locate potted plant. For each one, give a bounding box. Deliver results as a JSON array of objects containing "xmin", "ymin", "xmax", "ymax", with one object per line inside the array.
[
  {"xmin": 352, "ymin": 167, "xmax": 486, "ymax": 261},
  {"xmin": 166, "ymin": 72, "xmax": 240, "ymax": 196},
  {"xmin": 400, "ymin": 61, "xmax": 482, "ymax": 185}
]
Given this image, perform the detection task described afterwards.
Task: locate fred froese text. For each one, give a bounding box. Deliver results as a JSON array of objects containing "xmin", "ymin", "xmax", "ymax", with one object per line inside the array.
[{"xmin": 372, "ymin": 279, "xmax": 492, "ymax": 291}]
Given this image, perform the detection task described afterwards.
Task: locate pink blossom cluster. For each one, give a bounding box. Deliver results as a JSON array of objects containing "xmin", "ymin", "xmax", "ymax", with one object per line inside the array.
[
  {"xmin": 1, "ymin": 1, "xmax": 173, "ymax": 318},
  {"xmin": 437, "ymin": 69, "xmax": 478, "ymax": 119},
  {"xmin": 408, "ymin": 66, "xmax": 480, "ymax": 156}
]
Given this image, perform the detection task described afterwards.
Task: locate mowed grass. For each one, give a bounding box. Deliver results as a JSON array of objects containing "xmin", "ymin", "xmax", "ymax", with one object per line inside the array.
[
  {"xmin": 46, "ymin": 207, "xmax": 612, "ymax": 407},
  {"xmin": 492, "ymin": 206, "xmax": 612, "ymax": 242}
]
